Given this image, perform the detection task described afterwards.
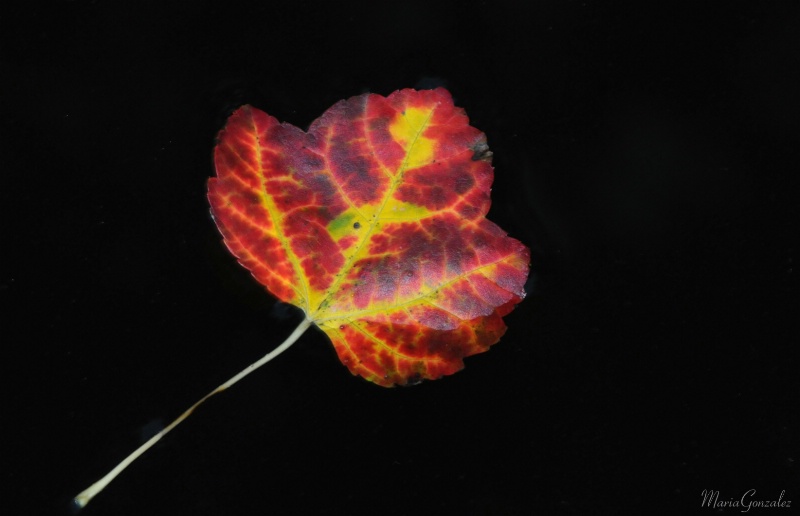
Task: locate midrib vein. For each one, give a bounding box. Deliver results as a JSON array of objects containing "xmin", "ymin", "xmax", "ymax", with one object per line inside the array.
[{"xmin": 309, "ymin": 105, "xmax": 436, "ymax": 319}]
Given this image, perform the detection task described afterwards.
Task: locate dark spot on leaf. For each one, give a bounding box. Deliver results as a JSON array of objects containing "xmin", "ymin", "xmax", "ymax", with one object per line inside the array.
[
  {"xmin": 404, "ymin": 373, "xmax": 424, "ymax": 386},
  {"xmin": 454, "ymin": 173, "xmax": 474, "ymax": 194},
  {"xmin": 470, "ymin": 141, "xmax": 493, "ymax": 162},
  {"xmin": 339, "ymin": 325, "xmax": 345, "ymax": 330},
  {"xmin": 430, "ymin": 186, "xmax": 446, "ymax": 205},
  {"xmin": 353, "ymin": 222, "xmax": 361, "ymax": 229}
]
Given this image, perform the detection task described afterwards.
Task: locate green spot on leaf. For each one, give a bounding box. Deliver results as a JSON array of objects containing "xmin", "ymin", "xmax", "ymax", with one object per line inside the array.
[{"xmin": 327, "ymin": 211, "xmax": 356, "ymax": 239}]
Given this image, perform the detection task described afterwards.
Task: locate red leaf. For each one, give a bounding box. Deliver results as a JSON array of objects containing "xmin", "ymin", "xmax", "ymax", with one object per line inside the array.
[{"xmin": 209, "ymin": 88, "xmax": 530, "ymax": 386}]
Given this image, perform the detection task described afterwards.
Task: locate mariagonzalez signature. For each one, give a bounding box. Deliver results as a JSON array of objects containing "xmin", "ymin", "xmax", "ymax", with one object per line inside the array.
[{"xmin": 701, "ymin": 489, "xmax": 791, "ymax": 512}]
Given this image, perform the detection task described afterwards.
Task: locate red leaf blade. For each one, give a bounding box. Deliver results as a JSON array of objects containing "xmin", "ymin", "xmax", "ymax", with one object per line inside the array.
[{"xmin": 209, "ymin": 88, "xmax": 530, "ymax": 386}]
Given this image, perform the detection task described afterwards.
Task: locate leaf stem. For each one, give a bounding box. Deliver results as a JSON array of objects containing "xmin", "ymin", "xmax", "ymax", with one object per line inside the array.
[{"xmin": 73, "ymin": 316, "xmax": 313, "ymax": 510}]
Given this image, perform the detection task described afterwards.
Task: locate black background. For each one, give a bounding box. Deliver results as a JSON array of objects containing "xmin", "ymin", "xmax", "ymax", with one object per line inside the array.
[{"xmin": 2, "ymin": 2, "xmax": 798, "ymax": 515}]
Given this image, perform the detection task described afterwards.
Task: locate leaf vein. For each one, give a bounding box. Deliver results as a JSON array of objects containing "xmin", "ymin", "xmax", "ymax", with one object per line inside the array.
[
  {"xmin": 249, "ymin": 126, "xmax": 310, "ymax": 312},
  {"xmin": 309, "ymin": 104, "xmax": 436, "ymax": 318},
  {"xmin": 315, "ymin": 253, "xmax": 518, "ymax": 323}
]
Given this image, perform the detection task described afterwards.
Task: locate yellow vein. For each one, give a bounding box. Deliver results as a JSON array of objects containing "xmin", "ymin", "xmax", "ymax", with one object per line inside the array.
[
  {"xmin": 349, "ymin": 318, "xmax": 445, "ymax": 363},
  {"xmin": 313, "ymin": 253, "xmax": 518, "ymax": 324},
  {"xmin": 309, "ymin": 105, "xmax": 436, "ymax": 318},
  {"xmin": 248, "ymin": 120, "xmax": 311, "ymax": 313}
]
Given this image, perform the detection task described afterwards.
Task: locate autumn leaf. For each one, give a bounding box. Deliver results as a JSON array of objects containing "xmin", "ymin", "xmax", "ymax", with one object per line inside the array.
[
  {"xmin": 73, "ymin": 89, "xmax": 529, "ymax": 508},
  {"xmin": 208, "ymin": 88, "xmax": 529, "ymax": 386}
]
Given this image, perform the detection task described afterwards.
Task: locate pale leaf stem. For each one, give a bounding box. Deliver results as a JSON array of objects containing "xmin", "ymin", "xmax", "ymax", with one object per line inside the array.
[{"xmin": 73, "ymin": 316, "xmax": 313, "ymax": 509}]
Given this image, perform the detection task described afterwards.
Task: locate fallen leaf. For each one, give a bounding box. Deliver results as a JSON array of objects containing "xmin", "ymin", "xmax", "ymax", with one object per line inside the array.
[
  {"xmin": 208, "ymin": 88, "xmax": 529, "ymax": 386},
  {"xmin": 73, "ymin": 89, "xmax": 529, "ymax": 508}
]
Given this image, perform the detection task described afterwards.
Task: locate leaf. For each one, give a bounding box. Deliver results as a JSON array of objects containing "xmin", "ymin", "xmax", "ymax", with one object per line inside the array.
[
  {"xmin": 208, "ymin": 88, "xmax": 529, "ymax": 386},
  {"xmin": 73, "ymin": 88, "xmax": 530, "ymax": 508}
]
